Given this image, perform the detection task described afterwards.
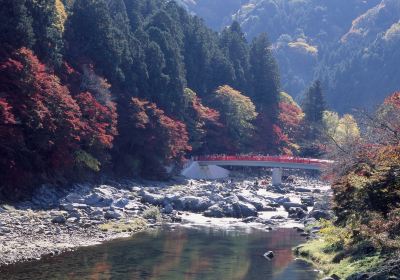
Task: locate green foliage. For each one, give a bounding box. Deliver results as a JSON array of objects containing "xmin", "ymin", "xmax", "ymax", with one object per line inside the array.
[
  {"xmin": 74, "ymin": 150, "xmax": 101, "ymax": 172},
  {"xmin": 0, "ymin": 0, "xmax": 35, "ymax": 51},
  {"xmin": 142, "ymin": 206, "xmax": 162, "ymax": 222},
  {"xmin": 210, "ymin": 85, "xmax": 257, "ymax": 152}
]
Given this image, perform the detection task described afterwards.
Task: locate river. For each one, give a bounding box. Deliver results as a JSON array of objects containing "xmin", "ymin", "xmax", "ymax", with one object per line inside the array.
[{"xmin": 1, "ymin": 226, "xmax": 318, "ymax": 280}]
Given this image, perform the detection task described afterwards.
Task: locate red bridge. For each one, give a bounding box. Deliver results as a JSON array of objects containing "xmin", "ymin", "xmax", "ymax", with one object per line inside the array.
[{"xmin": 182, "ymin": 155, "xmax": 333, "ymax": 184}]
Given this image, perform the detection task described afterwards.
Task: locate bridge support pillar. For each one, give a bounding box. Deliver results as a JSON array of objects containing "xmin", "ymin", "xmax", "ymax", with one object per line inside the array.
[{"xmin": 272, "ymin": 168, "xmax": 282, "ymax": 185}]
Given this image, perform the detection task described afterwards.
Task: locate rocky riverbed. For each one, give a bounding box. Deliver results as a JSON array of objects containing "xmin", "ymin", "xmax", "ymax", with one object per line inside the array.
[{"xmin": 0, "ymin": 171, "xmax": 332, "ymax": 267}]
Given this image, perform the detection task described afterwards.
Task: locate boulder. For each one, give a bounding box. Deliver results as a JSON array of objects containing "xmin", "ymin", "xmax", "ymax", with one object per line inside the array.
[
  {"xmin": 283, "ymin": 202, "xmax": 307, "ymax": 211},
  {"xmin": 84, "ymin": 193, "xmax": 113, "ymax": 207},
  {"xmin": 180, "ymin": 196, "xmax": 212, "ymax": 212},
  {"xmin": 309, "ymin": 210, "xmax": 332, "ymax": 220},
  {"xmin": 237, "ymin": 194, "xmax": 267, "ymax": 211},
  {"xmin": 163, "ymin": 204, "xmax": 173, "ymax": 214},
  {"xmin": 275, "ymin": 197, "xmax": 291, "ymax": 205},
  {"xmin": 140, "ymin": 190, "xmax": 164, "ymax": 206},
  {"xmin": 90, "ymin": 210, "xmax": 104, "ymax": 220},
  {"xmin": 104, "ymin": 210, "xmax": 122, "ymax": 220},
  {"xmin": 301, "ymin": 197, "xmax": 315, "ymax": 207},
  {"xmin": 68, "ymin": 210, "xmax": 81, "ymax": 219},
  {"xmin": 204, "ymin": 205, "xmax": 224, "ymax": 218},
  {"xmin": 288, "ymin": 207, "xmax": 307, "ymax": 219},
  {"xmin": 51, "ymin": 215, "xmax": 66, "ymax": 224},
  {"xmin": 112, "ymin": 198, "xmax": 129, "ymax": 208},
  {"xmin": 232, "ymin": 201, "xmax": 258, "ymax": 218},
  {"xmin": 124, "ymin": 201, "xmax": 142, "ymax": 210}
]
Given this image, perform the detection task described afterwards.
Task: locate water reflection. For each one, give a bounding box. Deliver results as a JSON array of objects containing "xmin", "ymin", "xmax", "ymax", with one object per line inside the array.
[{"xmin": 1, "ymin": 227, "xmax": 317, "ymax": 280}]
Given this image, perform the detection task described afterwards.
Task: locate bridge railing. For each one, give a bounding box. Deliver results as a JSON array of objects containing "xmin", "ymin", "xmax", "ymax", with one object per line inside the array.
[{"xmin": 193, "ymin": 155, "xmax": 332, "ymax": 166}]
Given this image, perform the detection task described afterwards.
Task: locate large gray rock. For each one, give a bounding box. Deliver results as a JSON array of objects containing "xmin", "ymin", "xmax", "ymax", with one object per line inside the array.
[
  {"xmin": 112, "ymin": 198, "xmax": 129, "ymax": 208},
  {"xmin": 283, "ymin": 202, "xmax": 307, "ymax": 211},
  {"xmin": 232, "ymin": 201, "xmax": 258, "ymax": 218},
  {"xmin": 140, "ymin": 190, "xmax": 164, "ymax": 206},
  {"xmin": 124, "ymin": 201, "xmax": 142, "ymax": 210},
  {"xmin": 288, "ymin": 207, "xmax": 307, "ymax": 219},
  {"xmin": 301, "ymin": 196, "xmax": 315, "ymax": 207},
  {"xmin": 51, "ymin": 215, "xmax": 66, "ymax": 224},
  {"xmin": 274, "ymin": 196, "xmax": 291, "ymax": 205},
  {"xmin": 237, "ymin": 194, "xmax": 267, "ymax": 211},
  {"xmin": 84, "ymin": 193, "xmax": 113, "ymax": 207},
  {"xmin": 204, "ymin": 205, "xmax": 224, "ymax": 218},
  {"xmin": 104, "ymin": 210, "xmax": 122, "ymax": 220},
  {"xmin": 180, "ymin": 196, "xmax": 212, "ymax": 212}
]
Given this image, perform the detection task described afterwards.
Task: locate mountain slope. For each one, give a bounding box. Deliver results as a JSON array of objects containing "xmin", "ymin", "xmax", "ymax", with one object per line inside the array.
[{"xmin": 181, "ymin": 0, "xmax": 400, "ymax": 112}]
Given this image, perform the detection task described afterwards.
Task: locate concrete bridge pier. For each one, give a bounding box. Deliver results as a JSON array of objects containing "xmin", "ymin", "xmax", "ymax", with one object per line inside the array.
[{"xmin": 272, "ymin": 168, "xmax": 282, "ymax": 185}]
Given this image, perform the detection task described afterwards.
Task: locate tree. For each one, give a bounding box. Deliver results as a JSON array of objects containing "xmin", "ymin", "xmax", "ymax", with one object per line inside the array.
[
  {"xmin": 249, "ymin": 33, "xmax": 281, "ymax": 154},
  {"xmin": 115, "ymin": 98, "xmax": 191, "ymax": 179},
  {"xmin": 330, "ymin": 93, "xmax": 400, "ymax": 249},
  {"xmin": 0, "ymin": 0, "xmax": 35, "ymax": 52},
  {"xmin": 0, "ymin": 48, "xmax": 118, "ymax": 197},
  {"xmin": 299, "ymin": 80, "xmax": 327, "ymax": 156},
  {"xmin": 25, "ymin": 0, "xmax": 67, "ymax": 67},
  {"xmin": 249, "ymin": 33, "xmax": 280, "ymax": 114},
  {"xmin": 0, "ymin": 48, "xmax": 83, "ymax": 195},
  {"xmin": 302, "ymin": 80, "xmax": 326, "ymax": 125},
  {"xmin": 220, "ymin": 21, "xmax": 250, "ymax": 92},
  {"xmin": 278, "ymin": 92, "xmax": 304, "ymax": 154},
  {"xmin": 209, "ymin": 85, "xmax": 257, "ymax": 153},
  {"xmin": 66, "ymin": 0, "xmax": 132, "ymax": 84},
  {"xmin": 182, "ymin": 88, "xmax": 220, "ymax": 154}
]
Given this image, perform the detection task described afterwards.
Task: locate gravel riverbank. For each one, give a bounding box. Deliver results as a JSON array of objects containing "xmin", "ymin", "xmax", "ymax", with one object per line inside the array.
[{"xmin": 0, "ymin": 171, "xmax": 332, "ymax": 267}]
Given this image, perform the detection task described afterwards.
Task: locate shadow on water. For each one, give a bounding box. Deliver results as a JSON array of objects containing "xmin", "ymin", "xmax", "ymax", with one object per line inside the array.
[{"xmin": 0, "ymin": 227, "xmax": 318, "ymax": 280}]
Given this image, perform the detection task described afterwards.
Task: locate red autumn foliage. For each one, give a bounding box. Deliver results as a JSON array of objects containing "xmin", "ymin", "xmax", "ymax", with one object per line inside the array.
[
  {"xmin": 75, "ymin": 91, "xmax": 117, "ymax": 148},
  {"xmin": 130, "ymin": 98, "xmax": 191, "ymax": 161},
  {"xmin": 116, "ymin": 98, "xmax": 191, "ymax": 178},
  {"xmin": 0, "ymin": 98, "xmax": 16, "ymax": 124},
  {"xmin": 0, "ymin": 48, "xmax": 118, "ymax": 196},
  {"xmin": 253, "ymin": 113, "xmax": 290, "ymax": 154},
  {"xmin": 191, "ymin": 95, "xmax": 220, "ymax": 123},
  {"xmin": 183, "ymin": 91, "xmax": 222, "ymax": 154},
  {"xmin": 384, "ymin": 91, "xmax": 400, "ymax": 109},
  {"xmin": 278, "ymin": 101, "xmax": 303, "ymax": 136}
]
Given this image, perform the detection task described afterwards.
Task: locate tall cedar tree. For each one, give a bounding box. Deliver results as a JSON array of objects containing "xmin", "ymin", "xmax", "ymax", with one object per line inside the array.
[
  {"xmin": 0, "ymin": 0, "xmax": 35, "ymax": 53},
  {"xmin": 249, "ymin": 33, "xmax": 281, "ymax": 153}
]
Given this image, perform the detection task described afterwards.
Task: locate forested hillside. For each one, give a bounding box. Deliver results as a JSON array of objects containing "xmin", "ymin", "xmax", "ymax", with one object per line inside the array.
[
  {"xmin": 181, "ymin": 0, "xmax": 400, "ymax": 113},
  {"xmin": 2, "ymin": 0, "xmax": 314, "ymax": 198}
]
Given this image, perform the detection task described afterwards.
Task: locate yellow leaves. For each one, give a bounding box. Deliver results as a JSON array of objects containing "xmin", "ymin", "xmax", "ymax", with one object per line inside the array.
[
  {"xmin": 336, "ymin": 114, "xmax": 360, "ymax": 143},
  {"xmin": 323, "ymin": 111, "xmax": 360, "ymax": 146},
  {"xmin": 288, "ymin": 40, "xmax": 318, "ymax": 55},
  {"xmin": 215, "ymin": 85, "xmax": 257, "ymax": 121},
  {"xmin": 55, "ymin": 0, "xmax": 67, "ymax": 33}
]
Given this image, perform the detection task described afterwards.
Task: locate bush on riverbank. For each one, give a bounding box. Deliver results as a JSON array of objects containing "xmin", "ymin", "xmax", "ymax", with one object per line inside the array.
[
  {"xmin": 296, "ymin": 221, "xmax": 387, "ymax": 279},
  {"xmin": 297, "ymin": 92, "xmax": 400, "ymax": 279}
]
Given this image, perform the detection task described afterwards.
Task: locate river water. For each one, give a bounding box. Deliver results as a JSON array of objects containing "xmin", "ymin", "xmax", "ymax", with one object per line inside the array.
[{"xmin": 1, "ymin": 227, "xmax": 318, "ymax": 280}]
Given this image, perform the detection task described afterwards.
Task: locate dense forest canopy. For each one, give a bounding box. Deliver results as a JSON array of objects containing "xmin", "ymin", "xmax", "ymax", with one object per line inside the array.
[{"xmin": 1, "ymin": 0, "xmax": 307, "ymax": 197}]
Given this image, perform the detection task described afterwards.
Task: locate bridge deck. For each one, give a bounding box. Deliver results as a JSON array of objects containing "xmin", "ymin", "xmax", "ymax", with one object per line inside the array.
[{"xmin": 193, "ymin": 155, "xmax": 332, "ymax": 171}]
